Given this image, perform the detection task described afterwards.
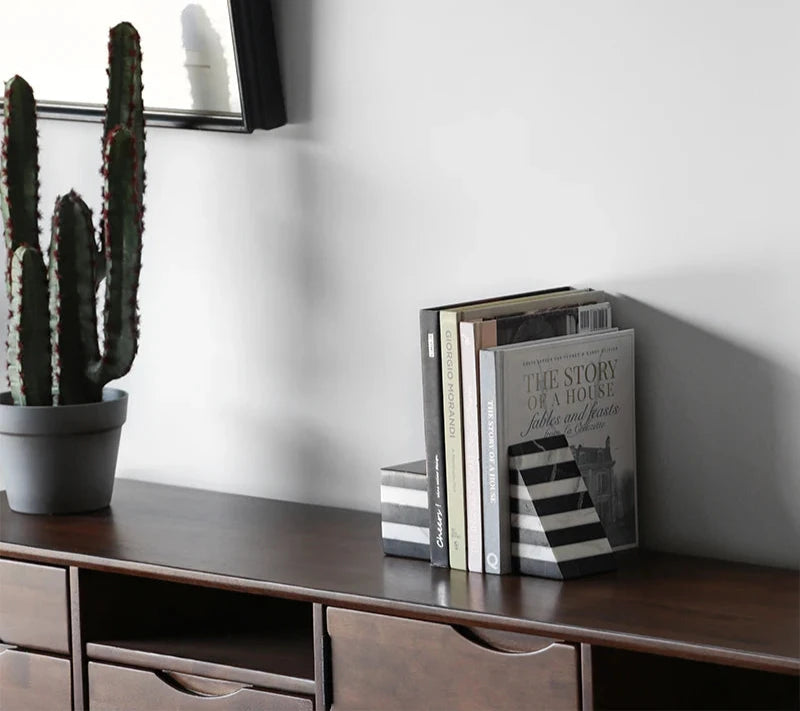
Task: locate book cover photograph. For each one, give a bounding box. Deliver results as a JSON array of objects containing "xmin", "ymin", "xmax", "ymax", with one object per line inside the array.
[{"xmin": 481, "ymin": 329, "xmax": 637, "ymax": 573}]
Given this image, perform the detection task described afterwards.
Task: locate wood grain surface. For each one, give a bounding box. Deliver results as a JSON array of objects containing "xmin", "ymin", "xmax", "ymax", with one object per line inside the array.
[
  {"xmin": 88, "ymin": 662, "xmax": 313, "ymax": 711},
  {"xmin": 0, "ymin": 647, "xmax": 72, "ymax": 710},
  {"xmin": 1, "ymin": 480, "xmax": 798, "ymax": 674},
  {"xmin": 0, "ymin": 558, "xmax": 70, "ymax": 654},
  {"xmin": 327, "ymin": 608, "xmax": 580, "ymax": 711}
]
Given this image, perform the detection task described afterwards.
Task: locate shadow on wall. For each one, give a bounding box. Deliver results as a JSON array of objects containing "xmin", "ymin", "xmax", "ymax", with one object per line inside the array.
[
  {"xmin": 611, "ymin": 291, "xmax": 799, "ymax": 569},
  {"xmin": 256, "ymin": 0, "xmax": 340, "ymax": 506},
  {"xmin": 271, "ymin": 0, "xmax": 314, "ymax": 126},
  {"xmin": 181, "ymin": 3, "xmax": 232, "ymax": 113},
  {"xmin": 169, "ymin": 0, "xmax": 348, "ymax": 507}
]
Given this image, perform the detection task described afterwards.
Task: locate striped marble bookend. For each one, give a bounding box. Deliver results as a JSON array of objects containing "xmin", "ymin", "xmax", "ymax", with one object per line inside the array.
[
  {"xmin": 509, "ymin": 435, "xmax": 616, "ymax": 580},
  {"xmin": 380, "ymin": 460, "xmax": 430, "ymax": 561}
]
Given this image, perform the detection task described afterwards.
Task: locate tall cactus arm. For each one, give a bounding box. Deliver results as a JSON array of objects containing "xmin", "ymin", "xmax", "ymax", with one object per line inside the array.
[
  {"xmin": 2, "ymin": 76, "xmax": 41, "ymax": 299},
  {"xmin": 7, "ymin": 245, "xmax": 51, "ymax": 405},
  {"xmin": 104, "ymin": 22, "xmax": 145, "ymax": 226},
  {"xmin": 49, "ymin": 192, "xmax": 102, "ymax": 405},
  {"xmin": 89, "ymin": 126, "xmax": 141, "ymax": 387}
]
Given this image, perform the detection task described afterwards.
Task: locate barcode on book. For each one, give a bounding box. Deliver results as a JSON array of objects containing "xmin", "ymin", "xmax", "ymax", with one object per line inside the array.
[{"xmin": 578, "ymin": 303, "xmax": 612, "ymax": 333}]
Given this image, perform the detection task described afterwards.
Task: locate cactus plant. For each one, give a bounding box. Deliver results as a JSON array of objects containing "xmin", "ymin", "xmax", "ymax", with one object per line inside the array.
[
  {"xmin": 2, "ymin": 76, "xmax": 41, "ymax": 298},
  {"xmin": 2, "ymin": 22, "xmax": 145, "ymax": 406},
  {"xmin": 7, "ymin": 245, "xmax": 51, "ymax": 405}
]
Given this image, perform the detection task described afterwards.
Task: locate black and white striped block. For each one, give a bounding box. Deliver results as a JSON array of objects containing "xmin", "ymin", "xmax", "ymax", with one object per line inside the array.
[
  {"xmin": 380, "ymin": 460, "xmax": 430, "ymax": 561},
  {"xmin": 509, "ymin": 435, "xmax": 615, "ymax": 580}
]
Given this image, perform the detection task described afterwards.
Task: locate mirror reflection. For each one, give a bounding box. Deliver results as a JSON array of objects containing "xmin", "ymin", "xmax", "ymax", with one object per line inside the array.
[{"xmin": 0, "ymin": 0, "xmax": 241, "ymax": 123}]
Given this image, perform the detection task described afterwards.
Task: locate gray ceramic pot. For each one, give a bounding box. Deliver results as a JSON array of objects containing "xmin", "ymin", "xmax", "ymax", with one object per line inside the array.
[{"xmin": 0, "ymin": 389, "xmax": 128, "ymax": 514}]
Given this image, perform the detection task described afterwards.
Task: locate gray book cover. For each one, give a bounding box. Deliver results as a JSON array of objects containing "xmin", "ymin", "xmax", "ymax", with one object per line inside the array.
[{"xmin": 481, "ymin": 329, "xmax": 637, "ymax": 574}]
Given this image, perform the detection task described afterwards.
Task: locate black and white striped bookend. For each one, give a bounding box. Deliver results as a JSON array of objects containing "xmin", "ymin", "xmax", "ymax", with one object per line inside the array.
[
  {"xmin": 509, "ymin": 435, "xmax": 616, "ymax": 580},
  {"xmin": 380, "ymin": 460, "xmax": 430, "ymax": 561}
]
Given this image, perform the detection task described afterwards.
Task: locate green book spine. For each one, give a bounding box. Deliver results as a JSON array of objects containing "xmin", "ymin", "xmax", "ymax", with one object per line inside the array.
[{"xmin": 440, "ymin": 309, "xmax": 467, "ymax": 570}]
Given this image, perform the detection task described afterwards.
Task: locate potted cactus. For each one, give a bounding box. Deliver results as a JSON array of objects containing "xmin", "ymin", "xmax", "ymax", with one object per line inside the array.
[{"xmin": 0, "ymin": 22, "xmax": 145, "ymax": 514}]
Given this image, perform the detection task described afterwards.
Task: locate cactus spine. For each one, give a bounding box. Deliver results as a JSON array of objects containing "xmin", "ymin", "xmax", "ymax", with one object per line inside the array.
[{"xmin": 2, "ymin": 22, "xmax": 145, "ymax": 406}]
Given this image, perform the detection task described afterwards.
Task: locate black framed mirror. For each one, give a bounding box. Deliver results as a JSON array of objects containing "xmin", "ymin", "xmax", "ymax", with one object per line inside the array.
[{"xmin": 0, "ymin": 0, "xmax": 285, "ymax": 132}]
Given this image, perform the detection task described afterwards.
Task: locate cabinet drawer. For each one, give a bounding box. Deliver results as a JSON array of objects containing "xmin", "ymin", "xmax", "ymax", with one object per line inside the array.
[
  {"xmin": 89, "ymin": 662, "xmax": 314, "ymax": 711},
  {"xmin": 327, "ymin": 608, "xmax": 580, "ymax": 711},
  {"xmin": 0, "ymin": 646, "xmax": 72, "ymax": 711},
  {"xmin": 0, "ymin": 559, "xmax": 70, "ymax": 654}
]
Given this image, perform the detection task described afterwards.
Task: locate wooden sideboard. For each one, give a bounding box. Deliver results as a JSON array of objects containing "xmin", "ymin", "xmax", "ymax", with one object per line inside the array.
[{"xmin": 1, "ymin": 479, "xmax": 798, "ymax": 710}]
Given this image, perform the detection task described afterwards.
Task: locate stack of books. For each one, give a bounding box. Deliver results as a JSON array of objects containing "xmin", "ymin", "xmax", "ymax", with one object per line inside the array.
[{"xmin": 417, "ymin": 287, "xmax": 638, "ymax": 577}]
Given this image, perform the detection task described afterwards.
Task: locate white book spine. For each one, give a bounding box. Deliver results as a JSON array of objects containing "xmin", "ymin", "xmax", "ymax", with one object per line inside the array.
[{"xmin": 461, "ymin": 322, "xmax": 483, "ymax": 573}]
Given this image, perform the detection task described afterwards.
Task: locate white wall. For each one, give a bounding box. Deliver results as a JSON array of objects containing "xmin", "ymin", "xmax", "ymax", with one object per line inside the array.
[{"xmin": 2, "ymin": 1, "xmax": 798, "ymax": 568}]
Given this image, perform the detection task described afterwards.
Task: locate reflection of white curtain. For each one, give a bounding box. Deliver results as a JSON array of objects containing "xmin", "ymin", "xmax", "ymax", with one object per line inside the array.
[
  {"xmin": 0, "ymin": 0, "xmax": 240, "ymax": 114},
  {"xmin": 181, "ymin": 4, "xmax": 232, "ymax": 113}
]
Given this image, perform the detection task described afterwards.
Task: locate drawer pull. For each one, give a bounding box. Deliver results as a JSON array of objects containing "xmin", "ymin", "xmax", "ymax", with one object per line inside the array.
[
  {"xmin": 156, "ymin": 670, "xmax": 252, "ymax": 698},
  {"xmin": 327, "ymin": 608, "xmax": 581, "ymax": 710},
  {"xmin": 453, "ymin": 625, "xmax": 562, "ymax": 655}
]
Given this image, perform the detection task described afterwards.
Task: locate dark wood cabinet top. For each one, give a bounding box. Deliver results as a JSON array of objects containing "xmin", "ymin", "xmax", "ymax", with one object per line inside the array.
[{"xmin": 1, "ymin": 480, "xmax": 798, "ymax": 674}]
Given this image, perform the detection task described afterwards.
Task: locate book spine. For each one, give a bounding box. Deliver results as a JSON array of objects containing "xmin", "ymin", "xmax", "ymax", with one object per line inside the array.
[
  {"xmin": 419, "ymin": 309, "xmax": 449, "ymax": 567},
  {"xmin": 440, "ymin": 310, "xmax": 467, "ymax": 570},
  {"xmin": 460, "ymin": 322, "xmax": 483, "ymax": 573},
  {"xmin": 480, "ymin": 349, "xmax": 512, "ymax": 574}
]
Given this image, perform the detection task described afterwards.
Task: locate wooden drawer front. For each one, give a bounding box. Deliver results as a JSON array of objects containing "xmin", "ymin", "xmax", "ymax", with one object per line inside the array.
[
  {"xmin": 327, "ymin": 608, "xmax": 580, "ymax": 711},
  {"xmin": 89, "ymin": 662, "xmax": 313, "ymax": 711},
  {"xmin": 0, "ymin": 559, "xmax": 70, "ymax": 654},
  {"xmin": 0, "ymin": 647, "xmax": 72, "ymax": 711}
]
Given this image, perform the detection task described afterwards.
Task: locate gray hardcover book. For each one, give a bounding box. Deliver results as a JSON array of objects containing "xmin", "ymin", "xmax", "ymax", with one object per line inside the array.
[
  {"xmin": 419, "ymin": 308, "xmax": 449, "ymax": 567},
  {"xmin": 480, "ymin": 347, "xmax": 507, "ymax": 573},
  {"xmin": 481, "ymin": 329, "xmax": 637, "ymax": 574}
]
